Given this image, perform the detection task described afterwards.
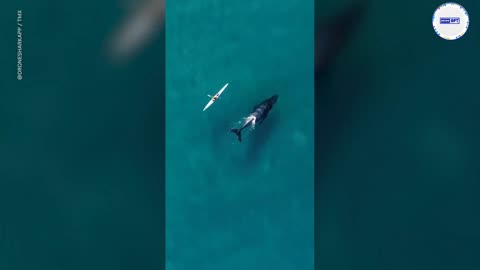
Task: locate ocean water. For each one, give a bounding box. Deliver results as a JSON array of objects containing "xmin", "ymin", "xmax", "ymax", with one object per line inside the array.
[
  {"xmin": 315, "ymin": 0, "xmax": 480, "ymax": 269},
  {"xmin": 1, "ymin": 0, "xmax": 479, "ymax": 269},
  {"xmin": 1, "ymin": 1, "xmax": 164, "ymax": 269},
  {"xmin": 166, "ymin": 1, "xmax": 314, "ymax": 269}
]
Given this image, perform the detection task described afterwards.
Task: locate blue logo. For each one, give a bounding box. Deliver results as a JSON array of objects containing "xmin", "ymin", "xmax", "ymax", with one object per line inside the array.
[{"xmin": 440, "ymin": 17, "xmax": 460, "ymax": 24}]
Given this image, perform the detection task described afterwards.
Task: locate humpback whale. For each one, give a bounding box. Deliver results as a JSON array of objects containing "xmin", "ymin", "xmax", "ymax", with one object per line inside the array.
[{"xmin": 231, "ymin": 95, "xmax": 278, "ymax": 142}]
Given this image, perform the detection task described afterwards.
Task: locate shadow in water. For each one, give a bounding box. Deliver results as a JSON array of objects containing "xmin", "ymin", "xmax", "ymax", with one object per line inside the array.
[
  {"xmin": 315, "ymin": 0, "xmax": 369, "ymax": 79},
  {"xmin": 244, "ymin": 113, "xmax": 279, "ymax": 166},
  {"xmin": 315, "ymin": 0, "xmax": 370, "ymax": 176}
]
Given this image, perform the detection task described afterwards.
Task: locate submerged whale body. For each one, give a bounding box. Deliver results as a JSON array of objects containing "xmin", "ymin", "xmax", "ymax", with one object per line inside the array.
[
  {"xmin": 231, "ymin": 95, "xmax": 278, "ymax": 142},
  {"xmin": 315, "ymin": 0, "xmax": 368, "ymax": 79}
]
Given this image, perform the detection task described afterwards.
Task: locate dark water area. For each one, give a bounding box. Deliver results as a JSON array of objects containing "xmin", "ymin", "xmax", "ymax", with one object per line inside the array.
[
  {"xmin": 0, "ymin": 1, "xmax": 164, "ymax": 269},
  {"xmin": 315, "ymin": 0, "xmax": 480, "ymax": 269}
]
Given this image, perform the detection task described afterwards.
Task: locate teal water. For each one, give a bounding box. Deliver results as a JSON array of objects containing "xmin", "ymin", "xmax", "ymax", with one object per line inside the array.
[
  {"xmin": 0, "ymin": 1, "xmax": 164, "ymax": 269},
  {"xmin": 166, "ymin": 1, "xmax": 314, "ymax": 269},
  {"xmin": 315, "ymin": 1, "xmax": 480, "ymax": 269}
]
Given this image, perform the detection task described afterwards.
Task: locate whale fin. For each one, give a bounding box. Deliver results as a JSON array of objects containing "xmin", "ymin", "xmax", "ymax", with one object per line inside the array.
[{"xmin": 230, "ymin": 128, "xmax": 242, "ymax": 142}]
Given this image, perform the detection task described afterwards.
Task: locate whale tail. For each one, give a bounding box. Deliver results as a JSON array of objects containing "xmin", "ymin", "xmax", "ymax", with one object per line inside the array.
[{"xmin": 230, "ymin": 128, "xmax": 242, "ymax": 142}]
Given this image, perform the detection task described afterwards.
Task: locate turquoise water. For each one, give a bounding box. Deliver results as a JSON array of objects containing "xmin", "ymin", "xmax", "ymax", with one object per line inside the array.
[{"xmin": 166, "ymin": 1, "xmax": 314, "ymax": 269}]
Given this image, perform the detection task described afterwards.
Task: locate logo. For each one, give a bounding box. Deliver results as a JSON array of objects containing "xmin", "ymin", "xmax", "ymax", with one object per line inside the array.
[
  {"xmin": 440, "ymin": 17, "xmax": 460, "ymax": 24},
  {"xmin": 432, "ymin": 3, "xmax": 469, "ymax": 40}
]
